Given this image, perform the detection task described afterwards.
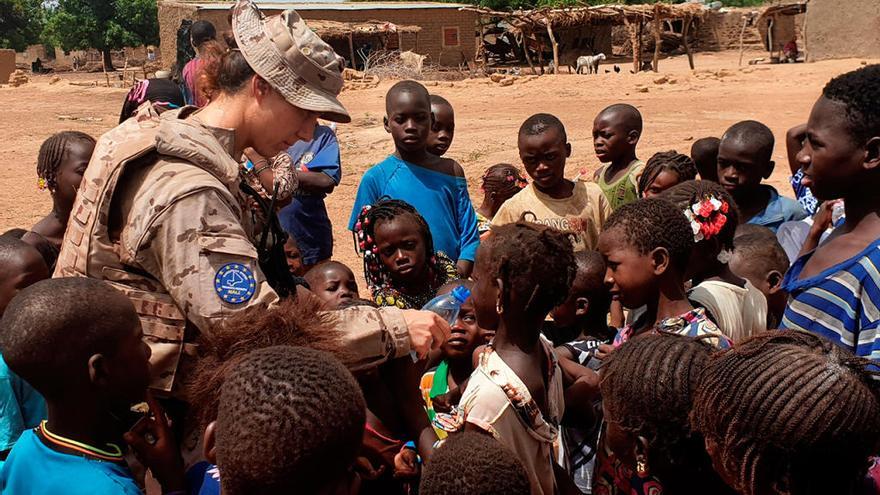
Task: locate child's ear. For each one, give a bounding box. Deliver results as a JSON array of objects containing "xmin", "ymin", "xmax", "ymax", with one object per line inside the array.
[
  {"xmin": 864, "ymin": 136, "xmax": 880, "ymax": 170},
  {"xmin": 87, "ymin": 354, "xmax": 109, "ymax": 386},
  {"xmin": 565, "ymin": 142, "xmax": 572, "ymax": 158},
  {"xmin": 203, "ymin": 421, "xmax": 218, "ymax": 464},
  {"xmin": 650, "ymin": 247, "xmax": 670, "ymax": 275},
  {"xmin": 627, "ymin": 129, "xmax": 641, "ymax": 145},
  {"xmin": 764, "ymin": 160, "xmax": 776, "ymax": 179},
  {"xmin": 766, "ymin": 269, "xmax": 784, "ymax": 293},
  {"xmin": 575, "ymin": 296, "xmax": 590, "ymax": 318},
  {"xmin": 383, "ymin": 115, "xmax": 390, "ymax": 133}
]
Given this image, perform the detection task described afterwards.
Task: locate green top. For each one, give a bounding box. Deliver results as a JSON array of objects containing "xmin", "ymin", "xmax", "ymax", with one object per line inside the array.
[{"xmin": 596, "ymin": 160, "xmax": 645, "ymax": 211}]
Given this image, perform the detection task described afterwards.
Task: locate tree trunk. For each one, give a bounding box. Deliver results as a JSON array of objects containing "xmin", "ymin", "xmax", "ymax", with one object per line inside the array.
[{"xmin": 102, "ymin": 49, "xmax": 115, "ymax": 71}]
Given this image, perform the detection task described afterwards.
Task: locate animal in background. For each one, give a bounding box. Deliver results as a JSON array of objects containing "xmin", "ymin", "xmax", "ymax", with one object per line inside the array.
[{"xmin": 576, "ymin": 53, "xmax": 606, "ymax": 74}]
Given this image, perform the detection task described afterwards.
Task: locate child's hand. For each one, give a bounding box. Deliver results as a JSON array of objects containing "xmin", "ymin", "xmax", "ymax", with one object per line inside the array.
[
  {"xmin": 123, "ymin": 392, "xmax": 185, "ymax": 492},
  {"xmin": 393, "ymin": 447, "xmax": 420, "ymax": 479},
  {"xmin": 354, "ymin": 456, "xmax": 386, "ymax": 481},
  {"xmin": 432, "ymin": 386, "xmax": 463, "ymax": 413},
  {"xmin": 595, "ymin": 343, "xmax": 615, "ymax": 361}
]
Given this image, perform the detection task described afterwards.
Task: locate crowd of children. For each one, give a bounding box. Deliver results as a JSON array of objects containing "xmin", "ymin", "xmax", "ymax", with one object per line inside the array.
[{"xmin": 1, "ymin": 36, "xmax": 879, "ymax": 495}]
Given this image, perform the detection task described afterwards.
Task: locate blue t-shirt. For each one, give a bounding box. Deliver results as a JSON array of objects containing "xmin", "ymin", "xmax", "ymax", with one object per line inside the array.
[
  {"xmin": 347, "ymin": 155, "xmax": 480, "ymax": 262},
  {"xmin": 279, "ymin": 125, "xmax": 341, "ymax": 265},
  {"xmin": 747, "ymin": 185, "xmax": 808, "ymax": 233},
  {"xmin": 781, "ymin": 238, "xmax": 880, "ymax": 361},
  {"xmin": 0, "ymin": 428, "xmax": 140, "ymax": 494},
  {"xmin": 0, "ymin": 355, "xmax": 46, "ymax": 464}
]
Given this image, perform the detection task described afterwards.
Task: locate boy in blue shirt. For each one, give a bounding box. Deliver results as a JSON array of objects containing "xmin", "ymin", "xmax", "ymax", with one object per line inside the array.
[
  {"xmin": 780, "ymin": 65, "xmax": 880, "ymax": 362},
  {"xmin": 717, "ymin": 120, "xmax": 807, "ymax": 232},
  {"xmin": 0, "ymin": 278, "xmax": 184, "ymax": 494},
  {"xmin": 349, "ymin": 80, "xmax": 479, "ymax": 277},
  {"xmin": 280, "ymin": 124, "xmax": 341, "ymax": 271}
]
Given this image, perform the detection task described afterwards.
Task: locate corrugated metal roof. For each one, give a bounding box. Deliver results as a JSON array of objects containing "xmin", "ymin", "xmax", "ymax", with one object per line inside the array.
[{"xmin": 190, "ymin": 1, "xmax": 470, "ymax": 11}]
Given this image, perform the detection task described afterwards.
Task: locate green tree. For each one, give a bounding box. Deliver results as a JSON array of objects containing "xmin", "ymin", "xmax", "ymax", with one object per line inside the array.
[
  {"xmin": 0, "ymin": 0, "xmax": 45, "ymax": 51},
  {"xmin": 44, "ymin": 0, "xmax": 159, "ymax": 70}
]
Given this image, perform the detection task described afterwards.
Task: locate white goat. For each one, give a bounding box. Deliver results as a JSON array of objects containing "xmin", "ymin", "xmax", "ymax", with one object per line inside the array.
[{"xmin": 576, "ymin": 53, "xmax": 606, "ymax": 75}]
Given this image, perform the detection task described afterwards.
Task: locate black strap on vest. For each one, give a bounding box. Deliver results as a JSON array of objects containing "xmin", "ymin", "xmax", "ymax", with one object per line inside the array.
[{"xmin": 239, "ymin": 181, "xmax": 308, "ymax": 298}]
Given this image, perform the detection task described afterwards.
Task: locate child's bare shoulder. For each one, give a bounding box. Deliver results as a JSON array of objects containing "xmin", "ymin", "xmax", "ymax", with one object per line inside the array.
[{"xmin": 423, "ymin": 154, "xmax": 465, "ymax": 178}]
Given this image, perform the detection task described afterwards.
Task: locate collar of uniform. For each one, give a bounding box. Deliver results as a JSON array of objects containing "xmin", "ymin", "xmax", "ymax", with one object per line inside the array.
[{"xmin": 154, "ymin": 107, "xmax": 240, "ymax": 189}]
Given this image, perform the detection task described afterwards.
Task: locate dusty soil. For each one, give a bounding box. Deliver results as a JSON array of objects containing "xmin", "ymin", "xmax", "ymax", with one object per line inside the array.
[{"xmin": 1, "ymin": 51, "xmax": 875, "ymax": 286}]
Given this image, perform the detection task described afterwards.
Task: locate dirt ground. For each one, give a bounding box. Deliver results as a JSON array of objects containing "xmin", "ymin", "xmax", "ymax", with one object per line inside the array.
[{"xmin": 1, "ymin": 51, "xmax": 875, "ymax": 286}]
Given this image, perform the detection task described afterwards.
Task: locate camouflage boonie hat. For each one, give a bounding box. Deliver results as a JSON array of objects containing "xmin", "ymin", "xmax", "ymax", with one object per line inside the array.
[{"xmin": 232, "ymin": 0, "xmax": 351, "ymax": 123}]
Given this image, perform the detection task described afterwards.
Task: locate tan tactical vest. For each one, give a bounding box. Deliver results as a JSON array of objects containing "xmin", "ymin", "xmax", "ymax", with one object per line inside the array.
[{"xmin": 55, "ymin": 105, "xmax": 244, "ymax": 394}]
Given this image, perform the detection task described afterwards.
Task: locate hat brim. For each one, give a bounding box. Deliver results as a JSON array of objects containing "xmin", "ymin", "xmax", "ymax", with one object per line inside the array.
[{"xmin": 233, "ymin": 2, "xmax": 351, "ymax": 123}]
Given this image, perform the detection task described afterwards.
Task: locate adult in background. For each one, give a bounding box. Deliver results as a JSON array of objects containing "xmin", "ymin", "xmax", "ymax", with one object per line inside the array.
[
  {"xmin": 54, "ymin": 0, "xmax": 448, "ymax": 398},
  {"xmin": 280, "ymin": 122, "xmax": 342, "ymax": 272},
  {"xmin": 181, "ymin": 20, "xmax": 216, "ymax": 107},
  {"xmin": 118, "ymin": 78, "xmax": 185, "ymax": 124}
]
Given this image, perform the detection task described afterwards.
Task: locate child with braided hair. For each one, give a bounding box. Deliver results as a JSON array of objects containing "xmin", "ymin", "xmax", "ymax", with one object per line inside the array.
[
  {"xmin": 598, "ymin": 198, "xmax": 729, "ymax": 349},
  {"xmin": 460, "ymin": 219, "xmax": 577, "ymax": 495},
  {"xmin": 22, "ymin": 131, "xmax": 96, "ymax": 271},
  {"xmin": 595, "ymin": 333, "xmax": 736, "ymax": 495},
  {"xmin": 353, "ymin": 198, "xmax": 457, "ymax": 309},
  {"xmin": 662, "ymin": 180, "xmax": 768, "ymax": 342},
  {"xmin": 638, "ymin": 150, "xmax": 698, "ymax": 198},
  {"xmin": 474, "ymin": 163, "xmax": 528, "ymax": 238},
  {"xmin": 691, "ymin": 330, "xmax": 880, "ymax": 495}
]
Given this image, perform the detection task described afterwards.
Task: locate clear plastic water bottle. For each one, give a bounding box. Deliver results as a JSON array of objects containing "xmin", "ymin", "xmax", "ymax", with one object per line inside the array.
[{"xmin": 411, "ymin": 286, "xmax": 472, "ymax": 361}]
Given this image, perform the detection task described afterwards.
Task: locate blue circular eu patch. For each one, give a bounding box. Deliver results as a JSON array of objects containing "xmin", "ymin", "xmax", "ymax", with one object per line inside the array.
[{"xmin": 214, "ymin": 263, "xmax": 256, "ymax": 304}]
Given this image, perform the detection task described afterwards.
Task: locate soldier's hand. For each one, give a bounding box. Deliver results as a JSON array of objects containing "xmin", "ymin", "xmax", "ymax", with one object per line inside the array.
[{"xmin": 401, "ymin": 310, "xmax": 451, "ymax": 360}]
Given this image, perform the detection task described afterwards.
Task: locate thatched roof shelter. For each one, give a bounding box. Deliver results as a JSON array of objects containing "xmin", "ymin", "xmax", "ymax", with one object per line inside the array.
[
  {"xmin": 306, "ymin": 19, "xmax": 421, "ymax": 41},
  {"xmin": 462, "ymin": 2, "xmax": 706, "ymax": 73}
]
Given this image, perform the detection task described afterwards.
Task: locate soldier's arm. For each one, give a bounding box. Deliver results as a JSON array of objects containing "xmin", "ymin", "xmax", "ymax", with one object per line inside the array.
[{"xmin": 137, "ymin": 189, "xmax": 446, "ymax": 363}]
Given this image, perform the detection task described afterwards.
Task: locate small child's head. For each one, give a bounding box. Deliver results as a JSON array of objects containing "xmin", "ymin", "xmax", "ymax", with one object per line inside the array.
[
  {"xmin": 717, "ymin": 121, "xmax": 775, "ymax": 197},
  {"xmin": 188, "ymin": 298, "xmax": 348, "ymax": 430},
  {"xmin": 472, "ymin": 220, "xmax": 575, "ymax": 331},
  {"xmin": 597, "ymin": 198, "xmax": 693, "ymax": 310},
  {"xmin": 427, "ymin": 94, "xmax": 455, "ymax": 156},
  {"xmin": 662, "ymin": 180, "xmax": 739, "ymax": 280},
  {"xmin": 691, "ymin": 137, "xmax": 721, "ymax": 182},
  {"xmin": 37, "ymin": 131, "xmax": 96, "ymax": 211},
  {"xmin": 798, "ymin": 64, "xmax": 880, "ymax": 201},
  {"xmin": 208, "ymin": 346, "xmax": 365, "ymax": 495},
  {"xmin": 638, "ymin": 150, "xmax": 698, "ymax": 198},
  {"xmin": 551, "ymin": 250, "xmax": 610, "ymax": 331},
  {"xmin": 692, "ymin": 330, "xmax": 880, "ymax": 495},
  {"xmin": 419, "ymin": 431, "xmax": 530, "ymax": 495},
  {"xmin": 354, "ymin": 198, "xmax": 436, "ymax": 291},
  {"xmin": 304, "ymin": 261, "xmax": 359, "ymax": 309},
  {"xmin": 384, "ymin": 80, "xmax": 432, "ymax": 155},
  {"xmin": 592, "ymin": 103, "xmax": 642, "ymax": 165},
  {"xmin": 480, "ymin": 163, "xmax": 528, "ymax": 210},
  {"xmin": 437, "ymin": 280, "xmax": 485, "ymax": 359},
  {"xmin": 601, "ymin": 333, "xmax": 728, "ymax": 493},
  {"xmin": 283, "ymin": 236, "xmax": 305, "ymax": 277},
  {"xmin": 517, "ymin": 113, "xmax": 571, "ymax": 194},
  {"xmin": 0, "ymin": 278, "xmax": 151, "ymax": 412},
  {"xmin": 731, "ymin": 225, "xmax": 789, "ymax": 321},
  {"xmin": 0, "ymin": 236, "xmax": 49, "ymax": 315}
]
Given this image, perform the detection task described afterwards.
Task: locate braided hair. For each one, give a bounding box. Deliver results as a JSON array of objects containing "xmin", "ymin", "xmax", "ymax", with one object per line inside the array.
[
  {"xmin": 661, "ymin": 179, "xmax": 739, "ymax": 251},
  {"xmin": 691, "ymin": 330, "xmax": 880, "ymax": 495},
  {"xmin": 638, "ymin": 150, "xmax": 698, "ymax": 197},
  {"xmin": 481, "ymin": 163, "xmax": 528, "ymax": 199},
  {"xmin": 601, "ymin": 332, "xmax": 733, "ymax": 494},
  {"xmin": 482, "ymin": 219, "xmax": 575, "ymax": 316},
  {"xmin": 36, "ymin": 131, "xmax": 96, "ymax": 191},
  {"xmin": 353, "ymin": 198, "xmax": 455, "ymax": 308}
]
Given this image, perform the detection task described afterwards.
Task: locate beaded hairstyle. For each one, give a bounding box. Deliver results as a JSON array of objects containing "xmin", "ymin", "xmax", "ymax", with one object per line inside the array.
[
  {"xmin": 352, "ymin": 198, "xmax": 455, "ymax": 309},
  {"xmin": 36, "ymin": 131, "xmax": 96, "ymax": 191}
]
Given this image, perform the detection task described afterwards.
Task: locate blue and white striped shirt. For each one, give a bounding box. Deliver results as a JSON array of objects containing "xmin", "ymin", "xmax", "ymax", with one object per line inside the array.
[{"xmin": 781, "ymin": 239, "xmax": 880, "ymax": 361}]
